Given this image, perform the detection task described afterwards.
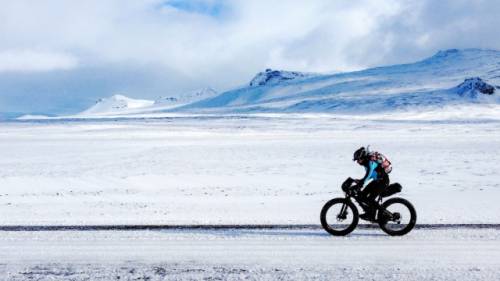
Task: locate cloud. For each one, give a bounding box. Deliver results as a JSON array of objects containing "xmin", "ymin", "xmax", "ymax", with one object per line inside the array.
[
  {"xmin": 0, "ymin": 0, "xmax": 499, "ymax": 114},
  {"xmin": 0, "ymin": 50, "xmax": 78, "ymax": 72}
]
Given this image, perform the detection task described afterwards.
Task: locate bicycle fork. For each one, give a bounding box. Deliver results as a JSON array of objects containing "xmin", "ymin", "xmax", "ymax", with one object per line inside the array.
[{"xmin": 337, "ymin": 203, "xmax": 349, "ymax": 221}]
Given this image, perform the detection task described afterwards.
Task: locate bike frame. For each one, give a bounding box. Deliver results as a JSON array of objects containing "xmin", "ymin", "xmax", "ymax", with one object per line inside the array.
[
  {"xmin": 342, "ymin": 188, "xmax": 391, "ymax": 221},
  {"xmin": 321, "ymin": 180, "xmax": 414, "ymax": 236}
]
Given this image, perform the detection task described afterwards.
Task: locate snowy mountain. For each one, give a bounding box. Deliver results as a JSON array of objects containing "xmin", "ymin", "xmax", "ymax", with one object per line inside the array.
[
  {"xmin": 454, "ymin": 77, "xmax": 496, "ymax": 97},
  {"xmin": 77, "ymin": 88, "xmax": 218, "ymax": 116},
  {"xmin": 64, "ymin": 48, "xmax": 500, "ymax": 118},
  {"xmin": 177, "ymin": 48, "xmax": 500, "ymax": 113},
  {"xmin": 154, "ymin": 88, "xmax": 218, "ymax": 107},
  {"xmin": 80, "ymin": 94, "xmax": 154, "ymax": 115},
  {"xmin": 249, "ymin": 69, "xmax": 316, "ymax": 87}
]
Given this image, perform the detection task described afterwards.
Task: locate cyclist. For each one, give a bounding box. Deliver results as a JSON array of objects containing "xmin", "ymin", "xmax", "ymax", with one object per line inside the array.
[{"xmin": 352, "ymin": 146, "xmax": 390, "ymax": 221}]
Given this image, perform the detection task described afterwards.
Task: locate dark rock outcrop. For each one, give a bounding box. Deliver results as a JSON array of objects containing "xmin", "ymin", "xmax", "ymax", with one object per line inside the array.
[
  {"xmin": 249, "ymin": 69, "xmax": 312, "ymax": 87},
  {"xmin": 455, "ymin": 77, "xmax": 495, "ymax": 96}
]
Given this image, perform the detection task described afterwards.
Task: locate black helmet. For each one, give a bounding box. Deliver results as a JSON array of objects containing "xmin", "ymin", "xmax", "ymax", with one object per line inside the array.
[{"xmin": 353, "ymin": 147, "xmax": 367, "ymax": 161}]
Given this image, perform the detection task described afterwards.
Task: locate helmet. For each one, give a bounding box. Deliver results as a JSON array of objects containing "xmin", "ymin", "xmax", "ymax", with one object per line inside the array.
[{"xmin": 353, "ymin": 147, "xmax": 367, "ymax": 161}]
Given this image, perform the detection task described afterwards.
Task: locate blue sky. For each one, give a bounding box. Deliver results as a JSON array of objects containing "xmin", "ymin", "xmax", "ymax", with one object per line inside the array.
[
  {"xmin": 1, "ymin": 0, "xmax": 500, "ymax": 115},
  {"xmin": 164, "ymin": 0, "xmax": 227, "ymax": 17}
]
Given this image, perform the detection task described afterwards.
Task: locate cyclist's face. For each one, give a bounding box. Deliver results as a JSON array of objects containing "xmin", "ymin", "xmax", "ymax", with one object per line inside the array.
[{"xmin": 356, "ymin": 159, "xmax": 364, "ymax": 165}]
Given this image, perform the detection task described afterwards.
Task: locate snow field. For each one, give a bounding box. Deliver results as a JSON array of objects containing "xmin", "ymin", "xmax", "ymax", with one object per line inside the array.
[
  {"xmin": 0, "ymin": 116, "xmax": 499, "ymax": 225},
  {"xmin": 0, "ymin": 228, "xmax": 499, "ymax": 280}
]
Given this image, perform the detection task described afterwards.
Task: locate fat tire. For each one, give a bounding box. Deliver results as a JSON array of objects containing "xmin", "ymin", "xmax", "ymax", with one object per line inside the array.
[
  {"xmin": 320, "ymin": 198, "xmax": 359, "ymax": 236},
  {"xmin": 378, "ymin": 197, "xmax": 417, "ymax": 236}
]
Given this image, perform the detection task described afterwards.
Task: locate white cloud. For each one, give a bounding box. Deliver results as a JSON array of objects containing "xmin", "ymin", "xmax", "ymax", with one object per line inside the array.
[
  {"xmin": 0, "ymin": 0, "xmax": 404, "ymax": 76},
  {"xmin": 0, "ymin": 50, "xmax": 78, "ymax": 72},
  {"xmin": 1, "ymin": 0, "xmax": 498, "ymax": 76},
  {"xmin": 0, "ymin": 0, "xmax": 499, "ymax": 114}
]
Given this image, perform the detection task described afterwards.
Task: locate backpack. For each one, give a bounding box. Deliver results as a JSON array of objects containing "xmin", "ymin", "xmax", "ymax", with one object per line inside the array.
[{"xmin": 368, "ymin": 151, "xmax": 392, "ymax": 174}]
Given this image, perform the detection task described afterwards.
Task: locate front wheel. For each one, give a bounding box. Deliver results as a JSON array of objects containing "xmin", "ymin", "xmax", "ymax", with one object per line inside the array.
[
  {"xmin": 320, "ymin": 198, "xmax": 359, "ymax": 236},
  {"xmin": 378, "ymin": 197, "xmax": 417, "ymax": 236}
]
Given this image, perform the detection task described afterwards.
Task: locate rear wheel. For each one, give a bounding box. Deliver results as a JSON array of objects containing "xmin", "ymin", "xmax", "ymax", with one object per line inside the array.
[
  {"xmin": 378, "ymin": 197, "xmax": 417, "ymax": 236},
  {"xmin": 320, "ymin": 198, "xmax": 359, "ymax": 236}
]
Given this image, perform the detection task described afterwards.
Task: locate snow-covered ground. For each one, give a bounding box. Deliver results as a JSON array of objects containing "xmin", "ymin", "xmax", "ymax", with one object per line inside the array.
[
  {"xmin": 1, "ymin": 227, "xmax": 499, "ymax": 280},
  {"xmin": 1, "ymin": 113, "xmax": 499, "ymax": 280},
  {"xmin": 1, "ymin": 115, "xmax": 499, "ymax": 225}
]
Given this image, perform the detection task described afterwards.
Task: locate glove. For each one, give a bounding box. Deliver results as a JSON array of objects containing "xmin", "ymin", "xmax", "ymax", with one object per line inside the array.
[{"xmin": 352, "ymin": 180, "xmax": 362, "ymax": 191}]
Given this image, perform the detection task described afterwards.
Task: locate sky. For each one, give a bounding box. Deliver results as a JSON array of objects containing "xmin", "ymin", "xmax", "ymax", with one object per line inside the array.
[{"xmin": 1, "ymin": 0, "xmax": 500, "ymax": 115}]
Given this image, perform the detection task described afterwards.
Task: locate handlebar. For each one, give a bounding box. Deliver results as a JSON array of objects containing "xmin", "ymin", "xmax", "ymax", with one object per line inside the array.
[{"xmin": 341, "ymin": 177, "xmax": 361, "ymax": 194}]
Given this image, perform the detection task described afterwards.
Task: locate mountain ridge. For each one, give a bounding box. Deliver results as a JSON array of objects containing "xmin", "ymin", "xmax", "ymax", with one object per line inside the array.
[
  {"xmin": 175, "ymin": 48, "xmax": 500, "ymax": 113},
  {"xmin": 42, "ymin": 48, "xmax": 500, "ymax": 118}
]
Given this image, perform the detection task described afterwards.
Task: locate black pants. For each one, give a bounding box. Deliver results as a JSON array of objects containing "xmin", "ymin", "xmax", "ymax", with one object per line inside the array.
[{"xmin": 361, "ymin": 174, "xmax": 389, "ymax": 211}]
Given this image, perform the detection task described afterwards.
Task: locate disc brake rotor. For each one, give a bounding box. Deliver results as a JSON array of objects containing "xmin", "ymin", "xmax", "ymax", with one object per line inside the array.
[
  {"xmin": 337, "ymin": 212, "xmax": 348, "ymax": 221},
  {"xmin": 392, "ymin": 212, "xmax": 401, "ymax": 223}
]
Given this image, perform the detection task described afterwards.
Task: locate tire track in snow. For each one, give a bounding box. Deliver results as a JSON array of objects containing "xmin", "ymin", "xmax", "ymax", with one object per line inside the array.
[{"xmin": 0, "ymin": 223, "xmax": 499, "ymax": 231}]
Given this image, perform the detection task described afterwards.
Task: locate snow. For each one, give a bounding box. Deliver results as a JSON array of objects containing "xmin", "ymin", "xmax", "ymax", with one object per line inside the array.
[
  {"xmin": 1, "ymin": 115, "xmax": 499, "ymax": 226},
  {"xmin": 2, "ymin": 48, "xmax": 500, "ymax": 280},
  {"xmin": 175, "ymin": 48, "xmax": 500, "ymax": 114},
  {"xmin": 72, "ymin": 88, "xmax": 219, "ymax": 118},
  {"xmin": 1, "ymin": 228, "xmax": 499, "ymax": 280},
  {"xmin": 455, "ymin": 77, "xmax": 496, "ymax": 97},
  {"xmin": 16, "ymin": 114, "xmax": 51, "ymax": 120},
  {"xmin": 12, "ymin": 48, "xmax": 498, "ymax": 120},
  {"xmin": 80, "ymin": 94, "xmax": 154, "ymax": 115},
  {"xmin": 249, "ymin": 69, "xmax": 317, "ymax": 87},
  {"xmin": 154, "ymin": 87, "xmax": 218, "ymax": 106}
]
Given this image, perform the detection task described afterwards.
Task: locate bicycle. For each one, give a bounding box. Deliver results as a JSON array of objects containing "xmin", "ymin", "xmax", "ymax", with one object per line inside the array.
[{"xmin": 320, "ymin": 177, "xmax": 417, "ymax": 236}]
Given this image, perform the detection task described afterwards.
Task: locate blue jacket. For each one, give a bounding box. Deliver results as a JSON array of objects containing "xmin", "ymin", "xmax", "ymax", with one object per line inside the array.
[{"xmin": 362, "ymin": 160, "xmax": 381, "ymax": 186}]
